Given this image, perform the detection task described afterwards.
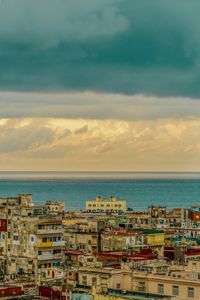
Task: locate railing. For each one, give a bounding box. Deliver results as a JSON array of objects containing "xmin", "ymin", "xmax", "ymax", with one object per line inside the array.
[
  {"xmin": 38, "ymin": 253, "xmax": 54, "ymax": 260},
  {"xmin": 38, "ymin": 240, "xmax": 65, "ymax": 247},
  {"xmin": 52, "ymin": 241, "xmax": 65, "ymax": 247},
  {"xmin": 38, "ymin": 242, "xmax": 52, "ymax": 248},
  {"xmin": 12, "ymin": 240, "xmax": 20, "ymax": 245},
  {"xmin": 38, "ymin": 253, "xmax": 63, "ymax": 260},
  {"xmin": 37, "ymin": 228, "xmax": 63, "ymax": 234}
]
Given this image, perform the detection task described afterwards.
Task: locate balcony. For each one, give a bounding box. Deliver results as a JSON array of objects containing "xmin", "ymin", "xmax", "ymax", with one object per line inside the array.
[
  {"xmin": 38, "ymin": 241, "xmax": 52, "ymax": 248},
  {"xmin": 38, "ymin": 253, "xmax": 54, "ymax": 260},
  {"xmin": 37, "ymin": 228, "xmax": 63, "ymax": 234},
  {"xmin": 12, "ymin": 240, "xmax": 20, "ymax": 245},
  {"xmin": 38, "ymin": 240, "xmax": 65, "ymax": 248},
  {"xmin": 52, "ymin": 241, "xmax": 65, "ymax": 247}
]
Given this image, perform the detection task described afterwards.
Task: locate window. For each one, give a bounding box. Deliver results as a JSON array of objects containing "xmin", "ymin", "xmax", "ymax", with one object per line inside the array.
[
  {"xmin": 188, "ymin": 287, "xmax": 194, "ymax": 298},
  {"xmin": 116, "ymin": 283, "xmax": 121, "ymax": 289},
  {"xmin": 158, "ymin": 284, "xmax": 164, "ymax": 294},
  {"xmin": 53, "ymin": 249, "xmax": 61, "ymax": 254},
  {"xmin": 172, "ymin": 285, "xmax": 179, "ymax": 296},
  {"xmin": 82, "ymin": 275, "xmax": 87, "ymax": 285},
  {"xmin": 101, "ymin": 276, "xmax": 108, "ymax": 280},
  {"xmin": 92, "ymin": 277, "xmax": 97, "ymax": 285},
  {"xmin": 138, "ymin": 282, "xmax": 145, "ymax": 292}
]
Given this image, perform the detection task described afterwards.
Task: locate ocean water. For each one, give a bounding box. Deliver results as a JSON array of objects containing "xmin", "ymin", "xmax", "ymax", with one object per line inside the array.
[{"xmin": 0, "ymin": 172, "xmax": 200, "ymax": 211}]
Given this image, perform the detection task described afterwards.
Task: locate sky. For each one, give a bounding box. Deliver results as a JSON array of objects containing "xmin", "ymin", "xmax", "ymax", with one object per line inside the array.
[{"xmin": 1, "ymin": 0, "xmax": 200, "ymax": 171}]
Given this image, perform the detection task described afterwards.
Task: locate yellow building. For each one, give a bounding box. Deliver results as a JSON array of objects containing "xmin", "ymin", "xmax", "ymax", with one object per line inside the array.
[
  {"xmin": 86, "ymin": 196, "xmax": 126, "ymax": 213},
  {"xmin": 77, "ymin": 266, "xmax": 132, "ymax": 293},
  {"xmin": 45, "ymin": 201, "xmax": 65, "ymax": 214}
]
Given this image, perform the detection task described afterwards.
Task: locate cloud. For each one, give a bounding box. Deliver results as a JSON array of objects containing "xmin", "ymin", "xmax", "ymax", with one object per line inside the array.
[
  {"xmin": 75, "ymin": 125, "xmax": 88, "ymax": 134},
  {"xmin": 0, "ymin": 0, "xmax": 200, "ymax": 97},
  {"xmin": 0, "ymin": 0, "xmax": 128, "ymax": 47},
  {"xmin": 0, "ymin": 119, "xmax": 55, "ymax": 153},
  {"xmin": 0, "ymin": 117, "xmax": 200, "ymax": 171},
  {"xmin": 1, "ymin": 91, "xmax": 200, "ymax": 120}
]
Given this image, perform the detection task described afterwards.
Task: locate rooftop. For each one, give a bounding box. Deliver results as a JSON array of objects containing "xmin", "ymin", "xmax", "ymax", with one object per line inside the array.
[{"xmin": 107, "ymin": 289, "xmax": 172, "ymax": 300}]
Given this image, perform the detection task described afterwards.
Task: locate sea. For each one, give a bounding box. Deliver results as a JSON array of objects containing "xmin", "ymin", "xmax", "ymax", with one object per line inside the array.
[{"xmin": 0, "ymin": 171, "xmax": 200, "ymax": 211}]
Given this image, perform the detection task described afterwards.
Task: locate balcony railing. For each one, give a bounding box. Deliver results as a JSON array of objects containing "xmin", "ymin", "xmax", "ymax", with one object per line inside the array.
[
  {"xmin": 38, "ymin": 253, "xmax": 63, "ymax": 260},
  {"xmin": 52, "ymin": 241, "xmax": 65, "ymax": 247},
  {"xmin": 38, "ymin": 253, "xmax": 54, "ymax": 260},
  {"xmin": 38, "ymin": 240, "xmax": 65, "ymax": 247},
  {"xmin": 37, "ymin": 228, "xmax": 63, "ymax": 234},
  {"xmin": 38, "ymin": 241, "xmax": 53, "ymax": 248},
  {"xmin": 12, "ymin": 240, "xmax": 20, "ymax": 245}
]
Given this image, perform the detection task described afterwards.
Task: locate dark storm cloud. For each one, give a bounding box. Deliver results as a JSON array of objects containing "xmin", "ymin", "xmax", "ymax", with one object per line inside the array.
[{"xmin": 0, "ymin": 0, "xmax": 200, "ymax": 97}]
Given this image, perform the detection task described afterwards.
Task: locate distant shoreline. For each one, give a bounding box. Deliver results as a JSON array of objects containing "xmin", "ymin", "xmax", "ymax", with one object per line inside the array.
[{"xmin": 0, "ymin": 171, "xmax": 200, "ymax": 180}]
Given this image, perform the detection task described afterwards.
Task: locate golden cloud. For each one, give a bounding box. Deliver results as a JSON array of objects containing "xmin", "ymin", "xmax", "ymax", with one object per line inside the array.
[{"xmin": 0, "ymin": 117, "xmax": 200, "ymax": 171}]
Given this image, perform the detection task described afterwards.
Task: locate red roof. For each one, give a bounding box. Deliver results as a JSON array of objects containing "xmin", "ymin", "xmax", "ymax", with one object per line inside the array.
[{"xmin": 186, "ymin": 248, "xmax": 200, "ymax": 256}]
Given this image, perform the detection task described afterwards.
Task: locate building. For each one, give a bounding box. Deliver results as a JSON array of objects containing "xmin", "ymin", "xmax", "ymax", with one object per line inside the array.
[
  {"xmin": 101, "ymin": 228, "xmax": 164, "ymax": 255},
  {"xmin": 132, "ymin": 266, "xmax": 200, "ymax": 300},
  {"xmin": 63, "ymin": 218, "xmax": 106, "ymax": 254},
  {"xmin": 148, "ymin": 206, "xmax": 167, "ymax": 228},
  {"xmin": 101, "ymin": 228, "xmax": 144, "ymax": 252},
  {"xmin": 86, "ymin": 196, "xmax": 126, "ymax": 213},
  {"xmin": 45, "ymin": 201, "xmax": 65, "ymax": 214},
  {"xmin": 0, "ymin": 194, "xmax": 65, "ymax": 286}
]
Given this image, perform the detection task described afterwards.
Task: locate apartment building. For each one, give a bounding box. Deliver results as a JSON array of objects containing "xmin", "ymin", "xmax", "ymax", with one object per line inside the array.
[
  {"xmin": 101, "ymin": 228, "xmax": 164, "ymax": 255},
  {"xmin": 166, "ymin": 208, "xmax": 189, "ymax": 228},
  {"xmin": 86, "ymin": 196, "xmax": 126, "ymax": 213},
  {"xmin": 63, "ymin": 218, "xmax": 106, "ymax": 253},
  {"xmin": 125, "ymin": 211, "xmax": 149, "ymax": 228},
  {"xmin": 45, "ymin": 201, "xmax": 65, "ymax": 214},
  {"xmin": 132, "ymin": 268, "xmax": 200, "ymax": 300},
  {"xmin": 101, "ymin": 228, "xmax": 144, "ymax": 252},
  {"xmin": 0, "ymin": 194, "xmax": 65, "ymax": 286},
  {"xmin": 77, "ymin": 265, "xmax": 132, "ymax": 293},
  {"xmin": 148, "ymin": 206, "xmax": 167, "ymax": 228}
]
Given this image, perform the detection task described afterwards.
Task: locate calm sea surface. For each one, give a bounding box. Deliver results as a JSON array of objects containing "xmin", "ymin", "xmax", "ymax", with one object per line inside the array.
[{"xmin": 0, "ymin": 172, "xmax": 200, "ymax": 210}]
